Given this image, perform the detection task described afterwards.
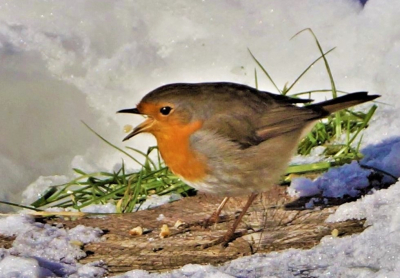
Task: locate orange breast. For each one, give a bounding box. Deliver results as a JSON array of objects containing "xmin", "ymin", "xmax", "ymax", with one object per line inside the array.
[{"xmin": 154, "ymin": 120, "xmax": 208, "ymax": 182}]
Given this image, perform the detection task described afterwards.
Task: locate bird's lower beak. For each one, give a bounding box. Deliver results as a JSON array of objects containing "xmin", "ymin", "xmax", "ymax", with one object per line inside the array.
[
  {"xmin": 122, "ymin": 118, "xmax": 154, "ymax": 141},
  {"xmin": 117, "ymin": 107, "xmax": 154, "ymax": 141}
]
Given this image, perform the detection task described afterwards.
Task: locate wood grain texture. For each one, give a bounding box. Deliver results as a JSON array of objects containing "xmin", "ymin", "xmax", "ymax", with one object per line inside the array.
[{"xmin": 42, "ymin": 187, "xmax": 365, "ymax": 275}]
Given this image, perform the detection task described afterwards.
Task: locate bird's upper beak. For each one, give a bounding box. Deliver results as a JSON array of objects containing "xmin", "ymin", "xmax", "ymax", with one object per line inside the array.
[
  {"xmin": 117, "ymin": 107, "xmax": 140, "ymax": 114},
  {"xmin": 117, "ymin": 107, "xmax": 154, "ymax": 141}
]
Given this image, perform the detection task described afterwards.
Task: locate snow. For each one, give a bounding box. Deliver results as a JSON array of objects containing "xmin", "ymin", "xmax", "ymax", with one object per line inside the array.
[
  {"xmin": 288, "ymin": 177, "xmax": 320, "ymax": 197},
  {"xmin": 0, "ymin": 214, "xmax": 36, "ymax": 237},
  {"xmin": 80, "ymin": 203, "xmax": 117, "ymax": 214},
  {"xmin": 1, "ymin": 0, "xmax": 400, "ymax": 277},
  {"xmin": 137, "ymin": 194, "xmax": 182, "ymax": 211},
  {"xmin": 288, "ymin": 161, "xmax": 372, "ymax": 198},
  {"xmin": 0, "ymin": 255, "xmax": 57, "ymax": 278},
  {"xmin": 361, "ymin": 137, "xmax": 400, "ymax": 181},
  {"xmin": 0, "ymin": 214, "xmax": 106, "ymax": 277},
  {"xmin": 287, "ymin": 138, "xmax": 400, "ymax": 200},
  {"xmin": 21, "ymin": 176, "xmax": 69, "ymax": 206}
]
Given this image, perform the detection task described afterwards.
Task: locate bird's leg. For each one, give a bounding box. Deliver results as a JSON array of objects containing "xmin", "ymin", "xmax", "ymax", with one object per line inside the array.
[
  {"xmin": 201, "ymin": 193, "xmax": 259, "ymax": 248},
  {"xmin": 202, "ymin": 197, "xmax": 230, "ymax": 228},
  {"xmin": 221, "ymin": 193, "xmax": 258, "ymax": 245}
]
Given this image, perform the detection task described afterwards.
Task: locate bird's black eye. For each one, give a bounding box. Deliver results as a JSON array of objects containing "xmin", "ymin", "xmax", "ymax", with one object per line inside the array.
[{"xmin": 160, "ymin": 106, "xmax": 172, "ymax": 115}]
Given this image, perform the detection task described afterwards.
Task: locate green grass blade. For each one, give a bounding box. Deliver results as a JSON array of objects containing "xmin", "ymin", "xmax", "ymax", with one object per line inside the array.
[
  {"xmin": 248, "ymin": 48, "xmax": 281, "ymax": 94},
  {"xmin": 292, "ymin": 28, "xmax": 337, "ymax": 98},
  {"xmin": 81, "ymin": 121, "xmax": 145, "ymax": 167},
  {"xmin": 292, "ymin": 28, "xmax": 342, "ymax": 136},
  {"xmin": 0, "ymin": 200, "xmax": 43, "ymax": 211},
  {"xmin": 286, "ymin": 162, "xmax": 333, "ymax": 174},
  {"xmin": 126, "ymin": 146, "xmax": 157, "ymax": 170},
  {"xmin": 285, "ymin": 47, "xmax": 336, "ymax": 93}
]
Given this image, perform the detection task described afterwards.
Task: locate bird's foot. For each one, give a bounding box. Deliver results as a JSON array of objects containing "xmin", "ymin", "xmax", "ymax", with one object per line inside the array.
[
  {"xmin": 200, "ymin": 212, "xmax": 236, "ymax": 228},
  {"xmin": 197, "ymin": 229, "xmax": 248, "ymax": 249},
  {"xmin": 200, "ymin": 211, "xmax": 220, "ymax": 228},
  {"xmin": 172, "ymin": 214, "xmax": 234, "ymax": 231}
]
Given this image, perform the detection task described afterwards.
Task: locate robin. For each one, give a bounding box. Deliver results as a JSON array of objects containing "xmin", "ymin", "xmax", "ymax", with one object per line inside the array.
[{"xmin": 118, "ymin": 82, "xmax": 379, "ymax": 247}]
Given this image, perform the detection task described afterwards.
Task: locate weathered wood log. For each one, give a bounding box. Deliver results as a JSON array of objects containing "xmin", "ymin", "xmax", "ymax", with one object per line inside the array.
[{"xmin": 44, "ymin": 187, "xmax": 365, "ymax": 275}]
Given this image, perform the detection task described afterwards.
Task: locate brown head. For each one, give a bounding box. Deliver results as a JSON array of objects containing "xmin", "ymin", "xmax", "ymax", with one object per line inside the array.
[{"xmin": 118, "ymin": 85, "xmax": 196, "ymax": 142}]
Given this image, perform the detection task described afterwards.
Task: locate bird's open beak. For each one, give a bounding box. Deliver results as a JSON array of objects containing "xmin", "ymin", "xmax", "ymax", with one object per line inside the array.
[{"xmin": 117, "ymin": 107, "xmax": 154, "ymax": 141}]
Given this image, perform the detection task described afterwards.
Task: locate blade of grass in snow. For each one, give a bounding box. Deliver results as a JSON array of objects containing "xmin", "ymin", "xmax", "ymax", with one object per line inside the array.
[
  {"xmin": 292, "ymin": 28, "xmax": 342, "ymax": 136},
  {"xmin": 254, "ymin": 68, "xmax": 258, "ymax": 89},
  {"xmin": 248, "ymin": 48, "xmax": 282, "ymax": 94},
  {"xmin": 0, "ymin": 200, "xmax": 43, "ymax": 211},
  {"xmin": 284, "ymin": 48, "xmax": 336, "ymax": 94},
  {"xmin": 292, "ymin": 28, "xmax": 338, "ymax": 98},
  {"xmin": 81, "ymin": 120, "xmax": 145, "ymax": 167}
]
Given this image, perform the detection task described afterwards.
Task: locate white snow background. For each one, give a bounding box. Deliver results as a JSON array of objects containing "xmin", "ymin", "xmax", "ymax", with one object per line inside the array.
[{"xmin": 1, "ymin": 0, "xmax": 400, "ymax": 277}]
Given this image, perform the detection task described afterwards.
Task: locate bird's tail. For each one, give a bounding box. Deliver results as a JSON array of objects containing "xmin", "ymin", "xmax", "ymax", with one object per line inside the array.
[{"xmin": 311, "ymin": 92, "xmax": 380, "ymax": 114}]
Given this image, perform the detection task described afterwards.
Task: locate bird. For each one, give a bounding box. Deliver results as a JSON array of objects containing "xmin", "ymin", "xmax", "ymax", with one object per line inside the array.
[{"xmin": 118, "ymin": 82, "xmax": 379, "ymax": 247}]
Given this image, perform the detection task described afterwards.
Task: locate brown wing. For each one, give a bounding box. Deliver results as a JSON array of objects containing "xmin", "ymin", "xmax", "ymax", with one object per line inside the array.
[
  {"xmin": 255, "ymin": 104, "xmax": 326, "ymax": 141},
  {"xmin": 202, "ymin": 102, "xmax": 325, "ymax": 149}
]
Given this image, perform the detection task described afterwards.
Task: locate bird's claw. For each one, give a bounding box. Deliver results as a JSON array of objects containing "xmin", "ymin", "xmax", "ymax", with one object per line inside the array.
[
  {"xmin": 201, "ymin": 212, "xmax": 240, "ymax": 228},
  {"xmin": 196, "ymin": 230, "xmax": 248, "ymax": 249}
]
